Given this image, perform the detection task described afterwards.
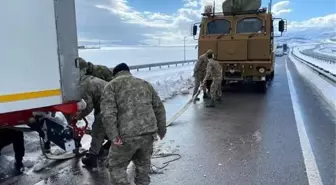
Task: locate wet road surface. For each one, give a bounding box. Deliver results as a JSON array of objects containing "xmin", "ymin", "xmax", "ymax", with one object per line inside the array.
[{"xmin": 1, "ymin": 56, "xmax": 335, "ymax": 185}]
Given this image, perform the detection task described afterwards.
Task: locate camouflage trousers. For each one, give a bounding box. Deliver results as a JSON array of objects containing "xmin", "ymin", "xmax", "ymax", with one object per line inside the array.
[
  {"xmin": 193, "ymin": 75, "xmax": 207, "ymax": 96},
  {"xmin": 210, "ymin": 79, "xmax": 222, "ymax": 100},
  {"xmin": 106, "ymin": 134, "xmax": 154, "ymax": 185},
  {"xmin": 89, "ymin": 114, "xmax": 106, "ymax": 155}
]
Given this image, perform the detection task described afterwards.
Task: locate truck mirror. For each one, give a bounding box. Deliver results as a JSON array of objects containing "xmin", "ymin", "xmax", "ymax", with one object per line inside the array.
[
  {"xmin": 278, "ymin": 20, "xmax": 285, "ymax": 32},
  {"xmin": 193, "ymin": 25, "xmax": 197, "ymax": 36}
]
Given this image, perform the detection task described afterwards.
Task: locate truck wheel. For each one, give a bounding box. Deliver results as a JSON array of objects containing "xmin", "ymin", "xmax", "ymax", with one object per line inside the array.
[
  {"xmin": 257, "ymin": 81, "xmax": 267, "ymax": 93},
  {"xmin": 270, "ymin": 71, "xmax": 274, "ymax": 80}
]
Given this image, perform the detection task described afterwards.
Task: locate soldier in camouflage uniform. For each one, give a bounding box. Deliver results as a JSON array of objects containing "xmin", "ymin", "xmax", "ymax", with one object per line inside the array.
[
  {"xmin": 193, "ymin": 49, "xmax": 214, "ymax": 100},
  {"xmin": 100, "ymin": 63, "xmax": 166, "ymax": 185},
  {"xmin": 202, "ymin": 52, "xmax": 223, "ymax": 107},
  {"xmin": 76, "ymin": 63, "xmax": 111, "ymax": 167},
  {"xmin": 77, "ymin": 57, "xmax": 114, "ymax": 82}
]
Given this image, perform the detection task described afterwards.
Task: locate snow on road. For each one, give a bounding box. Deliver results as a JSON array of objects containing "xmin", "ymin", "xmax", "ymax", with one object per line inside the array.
[{"xmin": 293, "ymin": 47, "xmax": 336, "ymax": 75}]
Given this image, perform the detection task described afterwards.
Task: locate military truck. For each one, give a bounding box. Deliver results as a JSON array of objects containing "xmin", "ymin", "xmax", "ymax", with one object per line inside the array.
[{"xmin": 192, "ymin": 0, "xmax": 287, "ymax": 92}]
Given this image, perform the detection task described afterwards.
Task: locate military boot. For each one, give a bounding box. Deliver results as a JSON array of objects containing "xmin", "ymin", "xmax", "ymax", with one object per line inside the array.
[
  {"xmin": 81, "ymin": 153, "xmax": 98, "ymax": 168},
  {"xmin": 14, "ymin": 161, "xmax": 24, "ymax": 174},
  {"xmin": 203, "ymin": 93, "xmax": 209, "ymax": 99}
]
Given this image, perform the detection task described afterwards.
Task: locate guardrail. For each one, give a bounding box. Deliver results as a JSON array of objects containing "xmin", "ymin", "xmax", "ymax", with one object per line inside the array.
[
  {"xmin": 301, "ymin": 48, "xmax": 336, "ymax": 64},
  {"xmin": 291, "ymin": 49, "xmax": 336, "ymax": 86},
  {"xmin": 128, "ymin": 59, "xmax": 196, "ymax": 71}
]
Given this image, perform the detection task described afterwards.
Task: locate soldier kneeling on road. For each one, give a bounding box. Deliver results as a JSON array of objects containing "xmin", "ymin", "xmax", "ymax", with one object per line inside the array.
[
  {"xmin": 75, "ymin": 59, "xmax": 112, "ymax": 168},
  {"xmin": 101, "ymin": 63, "xmax": 166, "ymax": 185},
  {"xmin": 201, "ymin": 52, "xmax": 223, "ymax": 107}
]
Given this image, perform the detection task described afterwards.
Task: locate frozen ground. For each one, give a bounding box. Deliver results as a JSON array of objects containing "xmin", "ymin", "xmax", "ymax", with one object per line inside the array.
[
  {"xmin": 293, "ymin": 46, "xmax": 336, "ymax": 75},
  {"xmin": 79, "ymin": 45, "xmax": 198, "ymax": 67}
]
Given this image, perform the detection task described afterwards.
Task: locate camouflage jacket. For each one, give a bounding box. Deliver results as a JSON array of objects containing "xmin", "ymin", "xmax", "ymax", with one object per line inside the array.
[
  {"xmin": 100, "ymin": 71, "xmax": 166, "ymax": 140},
  {"xmin": 193, "ymin": 53, "xmax": 208, "ymax": 78},
  {"xmin": 77, "ymin": 57, "xmax": 114, "ymax": 82},
  {"xmin": 204, "ymin": 59, "xmax": 222, "ymax": 81},
  {"xmin": 77, "ymin": 75, "xmax": 107, "ymax": 119},
  {"xmin": 91, "ymin": 65, "xmax": 114, "ymax": 82}
]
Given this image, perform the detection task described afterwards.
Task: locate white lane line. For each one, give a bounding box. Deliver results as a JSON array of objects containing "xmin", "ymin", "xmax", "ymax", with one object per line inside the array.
[{"xmin": 285, "ymin": 58, "xmax": 324, "ymax": 185}]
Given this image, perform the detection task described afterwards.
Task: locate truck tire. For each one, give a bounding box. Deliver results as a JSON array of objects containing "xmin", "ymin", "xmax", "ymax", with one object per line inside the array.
[
  {"xmin": 256, "ymin": 81, "xmax": 267, "ymax": 93},
  {"xmin": 270, "ymin": 71, "xmax": 274, "ymax": 80}
]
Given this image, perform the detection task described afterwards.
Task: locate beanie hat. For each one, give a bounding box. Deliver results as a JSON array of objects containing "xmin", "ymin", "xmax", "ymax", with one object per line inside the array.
[{"xmin": 112, "ymin": 63, "xmax": 130, "ymax": 76}]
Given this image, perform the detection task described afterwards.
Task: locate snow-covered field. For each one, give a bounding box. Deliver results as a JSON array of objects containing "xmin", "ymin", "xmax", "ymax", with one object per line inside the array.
[
  {"xmin": 313, "ymin": 44, "xmax": 336, "ymax": 58},
  {"xmin": 79, "ymin": 45, "xmax": 198, "ymax": 67},
  {"xmin": 0, "ymin": 46, "xmax": 195, "ymax": 178}
]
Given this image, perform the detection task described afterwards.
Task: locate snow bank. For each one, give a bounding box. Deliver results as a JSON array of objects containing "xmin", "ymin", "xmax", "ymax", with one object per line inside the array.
[
  {"xmin": 293, "ymin": 47, "xmax": 336, "ymax": 75},
  {"xmin": 289, "ymin": 52, "xmax": 336, "ymax": 111},
  {"xmin": 133, "ymin": 65, "xmax": 194, "ymax": 101}
]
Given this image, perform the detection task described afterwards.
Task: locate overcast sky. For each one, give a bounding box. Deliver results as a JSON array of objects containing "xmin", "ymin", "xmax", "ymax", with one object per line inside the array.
[{"xmin": 75, "ymin": 0, "xmax": 336, "ymax": 46}]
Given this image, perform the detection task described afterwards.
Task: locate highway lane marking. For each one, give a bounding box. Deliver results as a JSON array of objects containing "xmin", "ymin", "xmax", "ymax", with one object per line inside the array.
[{"xmin": 285, "ymin": 58, "xmax": 324, "ymax": 185}]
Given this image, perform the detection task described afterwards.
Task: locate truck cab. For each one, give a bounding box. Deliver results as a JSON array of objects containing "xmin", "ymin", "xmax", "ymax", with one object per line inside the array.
[{"xmin": 192, "ymin": 0, "xmax": 286, "ymax": 92}]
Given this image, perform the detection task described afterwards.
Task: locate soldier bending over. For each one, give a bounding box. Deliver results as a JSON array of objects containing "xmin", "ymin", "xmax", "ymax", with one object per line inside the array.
[{"xmin": 101, "ymin": 63, "xmax": 166, "ymax": 185}]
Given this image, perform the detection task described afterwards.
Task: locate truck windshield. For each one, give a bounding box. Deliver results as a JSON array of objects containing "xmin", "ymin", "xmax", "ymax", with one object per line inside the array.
[
  {"xmin": 237, "ymin": 18, "xmax": 263, "ymax": 33},
  {"xmin": 207, "ymin": 19, "xmax": 231, "ymax": 34}
]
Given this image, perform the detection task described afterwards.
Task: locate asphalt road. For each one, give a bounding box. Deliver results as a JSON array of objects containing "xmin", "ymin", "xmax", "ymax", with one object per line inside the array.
[{"xmin": 0, "ymin": 56, "xmax": 335, "ymax": 185}]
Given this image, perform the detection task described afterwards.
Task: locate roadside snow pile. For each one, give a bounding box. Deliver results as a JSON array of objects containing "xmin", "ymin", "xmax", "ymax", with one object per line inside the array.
[
  {"xmin": 293, "ymin": 47, "xmax": 336, "ymax": 75},
  {"xmin": 289, "ymin": 52, "xmax": 336, "ymax": 111},
  {"xmin": 133, "ymin": 65, "xmax": 194, "ymax": 101}
]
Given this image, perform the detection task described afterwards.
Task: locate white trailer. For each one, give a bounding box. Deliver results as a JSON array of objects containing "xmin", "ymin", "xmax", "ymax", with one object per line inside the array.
[
  {"xmin": 0, "ymin": 0, "xmax": 80, "ymax": 114},
  {"xmin": 0, "ymin": 0, "xmax": 87, "ymax": 159}
]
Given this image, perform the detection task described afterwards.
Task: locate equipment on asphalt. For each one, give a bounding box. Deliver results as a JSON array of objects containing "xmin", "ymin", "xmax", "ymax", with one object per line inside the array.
[{"xmin": 166, "ymin": 88, "xmax": 202, "ymax": 127}]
